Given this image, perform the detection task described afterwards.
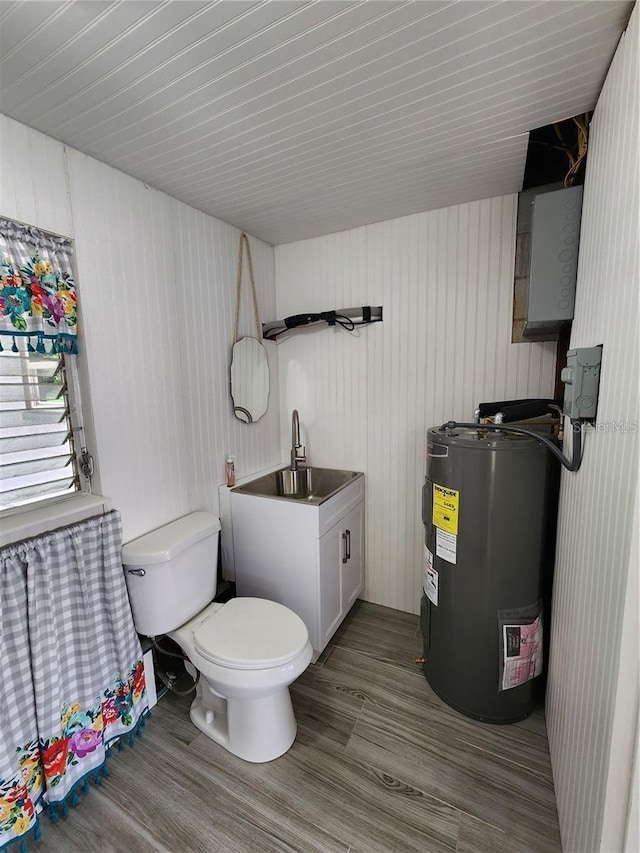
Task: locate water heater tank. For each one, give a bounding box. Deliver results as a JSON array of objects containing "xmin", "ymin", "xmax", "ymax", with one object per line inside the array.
[{"xmin": 421, "ymin": 425, "xmax": 552, "ymax": 723}]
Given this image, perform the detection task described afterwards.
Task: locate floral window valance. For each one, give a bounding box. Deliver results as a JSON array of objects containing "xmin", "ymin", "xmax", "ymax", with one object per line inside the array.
[{"xmin": 0, "ymin": 218, "xmax": 78, "ymax": 355}]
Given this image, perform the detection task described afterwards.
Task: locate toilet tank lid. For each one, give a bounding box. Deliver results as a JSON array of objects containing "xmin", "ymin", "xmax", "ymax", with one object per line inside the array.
[{"xmin": 122, "ymin": 512, "xmax": 220, "ymax": 567}]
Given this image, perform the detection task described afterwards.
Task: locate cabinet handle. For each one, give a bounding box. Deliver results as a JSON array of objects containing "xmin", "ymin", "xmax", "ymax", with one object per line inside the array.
[
  {"xmin": 342, "ymin": 532, "xmax": 348, "ymax": 564},
  {"xmin": 346, "ymin": 529, "xmax": 351, "ymax": 560}
]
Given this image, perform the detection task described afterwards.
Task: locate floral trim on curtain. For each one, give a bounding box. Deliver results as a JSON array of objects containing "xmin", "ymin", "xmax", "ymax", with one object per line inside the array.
[
  {"xmin": 0, "ymin": 512, "xmax": 150, "ymax": 851},
  {"xmin": 0, "ymin": 664, "xmax": 148, "ymax": 847},
  {"xmin": 0, "ymin": 218, "xmax": 78, "ymax": 355}
]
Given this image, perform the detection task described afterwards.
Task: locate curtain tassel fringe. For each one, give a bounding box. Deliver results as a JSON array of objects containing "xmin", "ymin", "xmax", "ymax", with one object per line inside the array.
[{"xmin": 30, "ymin": 709, "xmax": 152, "ymax": 836}]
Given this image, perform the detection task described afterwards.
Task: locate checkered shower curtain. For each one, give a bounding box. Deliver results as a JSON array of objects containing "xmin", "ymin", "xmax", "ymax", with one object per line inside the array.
[{"xmin": 0, "ymin": 510, "xmax": 149, "ymax": 850}]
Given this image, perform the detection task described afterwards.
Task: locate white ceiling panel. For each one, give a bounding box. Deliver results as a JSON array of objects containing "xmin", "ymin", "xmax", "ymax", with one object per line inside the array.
[
  {"xmin": 217, "ymin": 135, "xmax": 531, "ymax": 244},
  {"xmin": 0, "ymin": 0, "xmax": 633, "ymax": 244}
]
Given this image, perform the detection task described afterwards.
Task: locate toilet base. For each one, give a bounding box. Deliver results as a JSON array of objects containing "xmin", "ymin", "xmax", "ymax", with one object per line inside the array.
[{"xmin": 189, "ymin": 677, "xmax": 298, "ymax": 763}]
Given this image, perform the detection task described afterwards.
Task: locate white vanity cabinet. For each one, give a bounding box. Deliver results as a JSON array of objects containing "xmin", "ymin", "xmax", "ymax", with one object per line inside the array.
[{"xmin": 230, "ymin": 474, "xmax": 364, "ymax": 660}]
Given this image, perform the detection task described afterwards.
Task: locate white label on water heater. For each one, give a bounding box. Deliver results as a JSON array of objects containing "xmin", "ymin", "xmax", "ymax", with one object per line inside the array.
[
  {"xmin": 436, "ymin": 528, "xmax": 457, "ymax": 564},
  {"xmin": 422, "ymin": 546, "xmax": 438, "ymax": 605},
  {"xmin": 423, "ymin": 545, "xmax": 433, "ymax": 572}
]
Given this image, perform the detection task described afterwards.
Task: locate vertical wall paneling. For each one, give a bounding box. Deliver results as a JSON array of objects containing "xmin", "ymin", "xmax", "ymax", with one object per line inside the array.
[
  {"xmin": 65, "ymin": 148, "xmax": 192, "ymax": 541},
  {"xmin": 171, "ymin": 199, "xmax": 281, "ymax": 515},
  {"xmin": 546, "ymin": 7, "xmax": 639, "ymax": 853},
  {"xmin": 0, "ymin": 115, "xmax": 73, "ymax": 236},
  {"xmin": 275, "ymin": 196, "xmax": 557, "ymax": 614},
  {"xmin": 2, "ymin": 114, "xmax": 280, "ymax": 543}
]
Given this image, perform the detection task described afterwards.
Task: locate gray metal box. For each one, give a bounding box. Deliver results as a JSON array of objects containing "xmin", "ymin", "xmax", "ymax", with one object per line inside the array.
[
  {"xmin": 561, "ymin": 346, "xmax": 602, "ymax": 420},
  {"xmin": 523, "ymin": 185, "xmax": 583, "ymax": 339}
]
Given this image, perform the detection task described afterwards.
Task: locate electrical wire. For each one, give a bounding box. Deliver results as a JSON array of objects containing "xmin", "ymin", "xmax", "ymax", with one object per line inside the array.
[
  {"xmin": 550, "ymin": 113, "xmax": 591, "ymax": 188},
  {"xmin": 333, "ymin": 313, "xmax": 355, "ymax": 331},
  {"xmin": 439, "ymin": 420, "xmax": 583, "ymax": 472},
  {"xmin": 262, "ymin": 306, "xmax": 383, "ymax": 341}
]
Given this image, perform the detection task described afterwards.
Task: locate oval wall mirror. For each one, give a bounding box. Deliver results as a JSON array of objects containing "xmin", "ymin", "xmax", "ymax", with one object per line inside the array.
[{"xmin": 230, "ymin": 336, "xmax": 269, "ymax": 423}]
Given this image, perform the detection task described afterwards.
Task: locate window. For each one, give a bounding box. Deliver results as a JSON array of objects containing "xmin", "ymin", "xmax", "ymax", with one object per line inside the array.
[
  {"xmin": 0, "ymin": 217, "xmax": 91, "ymax": 514},
  {"xmin": 0, "ymin": 341, "xmax": 87, "ymax": 511}
]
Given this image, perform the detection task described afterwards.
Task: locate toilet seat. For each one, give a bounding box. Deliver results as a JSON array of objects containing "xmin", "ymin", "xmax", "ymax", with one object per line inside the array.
[{"xmin": 194, "ymin": 597, "xmax": 309, "ymax": 671}]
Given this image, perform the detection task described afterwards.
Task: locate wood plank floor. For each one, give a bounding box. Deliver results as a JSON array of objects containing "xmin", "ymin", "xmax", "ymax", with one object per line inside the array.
[{"xmin": 36, "ymin": 601, "xmax": 562, "ymax": 852}]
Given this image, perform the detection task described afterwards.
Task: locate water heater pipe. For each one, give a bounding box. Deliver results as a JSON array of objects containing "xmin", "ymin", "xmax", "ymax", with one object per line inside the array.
[{"xmin": 439, "ymin": 421, "xmax": 583, "ymax": 472}]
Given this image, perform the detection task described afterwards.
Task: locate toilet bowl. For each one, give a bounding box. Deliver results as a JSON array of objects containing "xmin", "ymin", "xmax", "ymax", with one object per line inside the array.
[
  {"xmin": 121, "ymin": 512, "xmax": 312, "ymax": 763},
  {"xmin": 169, "ymin": 598, "xmax": 312, "ymax": 763}
]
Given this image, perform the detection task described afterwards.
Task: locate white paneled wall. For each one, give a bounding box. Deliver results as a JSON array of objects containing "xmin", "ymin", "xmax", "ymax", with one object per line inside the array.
[
  {"xmin": 65, "ymin": 149, "xmax": 192, "ymax": 540},
  {"xmin": 1, "ymin": 114, "xmax": 279, "ymax": 543},
  {"xmin": 171, "ymin": 199, "xmax": 281, "ymax": 513},
  {"xmin": 275, "ymin": 196, "xmax": 557, "ymax": 613},
  {"xmin": 0, "ymin": 115, "xmax": 73, "ymax": 236},
  {"xmin": 546, "ymin": 7, "xmax": 639, "ymax": 852}
]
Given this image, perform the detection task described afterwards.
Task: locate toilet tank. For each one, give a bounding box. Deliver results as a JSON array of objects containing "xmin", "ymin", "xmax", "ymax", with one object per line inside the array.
[{"xmin": 122, "ymin": 512, "xmax": 221, "ymax": 637}]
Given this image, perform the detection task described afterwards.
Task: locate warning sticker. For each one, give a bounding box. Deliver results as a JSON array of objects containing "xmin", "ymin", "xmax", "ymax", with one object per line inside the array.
[
  {"xmin": 423, "ymin": 546, "xmax": 438, "ymax": 605},
  {"xmin": 425, "ymin": 567, "xmax": 438, "ymax": 606},
  {"xmin": 435, "ymin": 528, "xmax": 457, "ymax": 564},
  {"xmin": 500, "ymin": 615, "xmax": 543, "ymax": 691},
  {"xmin": 432, "ymin": 483, "xmax": 459, "ymax": 534},
  {"xmin": 423, "ymin": 545, "xmax": 433, "ymax": 573}
]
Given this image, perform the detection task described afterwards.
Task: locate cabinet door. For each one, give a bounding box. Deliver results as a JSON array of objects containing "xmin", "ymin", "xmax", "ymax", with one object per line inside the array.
[
  {"xmin": 318, "ymin": 521, "xmax": 344, "ymax": 650},
  {"xmin": 341, "ymin": 500, "xmax": 364, "ymax": 612}
]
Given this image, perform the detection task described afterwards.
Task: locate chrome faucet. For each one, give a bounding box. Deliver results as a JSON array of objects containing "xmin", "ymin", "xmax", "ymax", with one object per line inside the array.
[{"xmin": 290, "ymin": 409, "xmax": 306, "ymax": 470}]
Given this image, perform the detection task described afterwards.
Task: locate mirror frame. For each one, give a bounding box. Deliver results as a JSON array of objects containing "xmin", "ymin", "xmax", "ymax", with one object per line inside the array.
[{"xmin": 230, "ymin": 335, "xmax": 269, "ymax": 423}]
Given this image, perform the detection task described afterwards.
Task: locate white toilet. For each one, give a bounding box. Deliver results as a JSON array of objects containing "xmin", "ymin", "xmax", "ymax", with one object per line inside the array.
[{"xmin": 122, "ymin": 511, "xmax": 312, "ymax": 763}]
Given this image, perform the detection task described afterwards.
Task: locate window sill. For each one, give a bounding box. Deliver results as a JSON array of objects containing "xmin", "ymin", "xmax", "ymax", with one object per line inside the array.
[{"xmin": 0, "ymin": 494, "xmax": 112, "ymax": 548}]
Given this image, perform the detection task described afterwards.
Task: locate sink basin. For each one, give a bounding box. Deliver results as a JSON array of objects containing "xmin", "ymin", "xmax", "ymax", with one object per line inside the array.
[
  {"xmin": 232, "ymin": 466, "xmax": 362, "ymax": 505},
  {"xmin": 277, "ymin": 467, "xmax": 312, "ymax": 498}
]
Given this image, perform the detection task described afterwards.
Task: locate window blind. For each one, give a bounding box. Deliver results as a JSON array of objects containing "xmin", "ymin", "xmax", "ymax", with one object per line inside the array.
[{"xmin": 0, "ymin": 338, "xmax": 80, "ymax": 511}]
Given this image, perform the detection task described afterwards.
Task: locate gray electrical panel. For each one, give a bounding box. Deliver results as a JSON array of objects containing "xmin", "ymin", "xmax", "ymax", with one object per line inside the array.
[
  {"xmin": 523, "ymin": 185, "xmax": 583, "ymax": 340},
  {"xmin": 561, "ymin": 346, "xmax": 602, "ymax": 420}
]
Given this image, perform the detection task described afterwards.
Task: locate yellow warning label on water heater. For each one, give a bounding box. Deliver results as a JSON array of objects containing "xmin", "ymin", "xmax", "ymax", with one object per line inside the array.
[{"xmin": 433, "ymin": 484, "xmax": 459, "ymax": 535}]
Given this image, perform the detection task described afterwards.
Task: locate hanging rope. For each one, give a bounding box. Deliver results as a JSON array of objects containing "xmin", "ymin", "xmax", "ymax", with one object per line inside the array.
[{"xmin": 233, "ymin": 232, "xmax": 262, "ymax": 344}]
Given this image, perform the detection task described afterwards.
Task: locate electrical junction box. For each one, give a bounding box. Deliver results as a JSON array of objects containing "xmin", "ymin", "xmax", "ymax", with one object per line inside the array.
[
  {"xmin": 523, "ymin": 185, "xmax": 583, "ymax": 340},
  {"xmin": 561, "ymin": 346, "xmax": 602, "ymax": 420}
]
